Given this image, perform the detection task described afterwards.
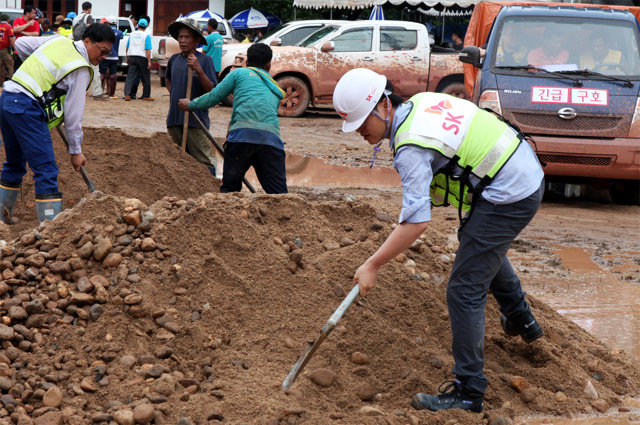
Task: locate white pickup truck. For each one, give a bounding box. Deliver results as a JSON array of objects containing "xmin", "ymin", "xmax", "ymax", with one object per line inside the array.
[{"xmin": 250, "ymin": 20, "xmax": 466, "ymax": 117}]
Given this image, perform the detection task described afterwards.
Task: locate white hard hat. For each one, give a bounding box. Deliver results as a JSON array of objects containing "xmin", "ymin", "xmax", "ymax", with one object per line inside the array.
[{"xmin": 333, "ymin": 68, "xmax": 387, "ymax": 133}]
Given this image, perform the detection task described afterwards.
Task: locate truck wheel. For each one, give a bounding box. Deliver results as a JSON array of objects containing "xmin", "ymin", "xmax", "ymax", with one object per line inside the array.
[
  {"xmin": 277, "ymin": 76, "xmax": 310, "ymax": 118},
  {"xmin": 440, "ymin": 82, "xmax": 468, "ymax": 100},
  {"xmin": 160, "ymin": 77, "xmax": 166, "ymax": 87}
]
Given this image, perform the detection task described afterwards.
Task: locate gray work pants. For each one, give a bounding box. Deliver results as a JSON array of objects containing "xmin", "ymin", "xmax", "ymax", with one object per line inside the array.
[{"xmin": 446, "ymin": 179, "xmax": 544, "ymax": 394}]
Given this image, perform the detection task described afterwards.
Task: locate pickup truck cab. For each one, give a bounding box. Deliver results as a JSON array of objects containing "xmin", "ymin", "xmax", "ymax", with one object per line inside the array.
[
  {"xmin": 261, "ymin": 20, "xmax": 465, "ymax": 117},
  {"xmin": 219, "ymin": 20, "xmax": 349, "ymax": 80},
  {"xmin": 461, "ymin": 2, "xmax": 640, "ymax": 203}
]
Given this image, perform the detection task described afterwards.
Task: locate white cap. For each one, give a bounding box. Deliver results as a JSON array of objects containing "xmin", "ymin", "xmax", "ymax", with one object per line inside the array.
[
  {"xmin": 107, "ymin": 16, "xmax": 117, "ymax": 24},
  {"xmin": 333, "ymin": 68, "xmax": 387, "ymax": 133}
]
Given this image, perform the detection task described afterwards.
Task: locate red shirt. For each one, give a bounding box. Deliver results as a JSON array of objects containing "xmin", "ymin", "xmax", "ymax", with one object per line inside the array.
[
  {"xmin": 0, "ymin": 22, "xmax": 14, "ymax": 49},
  {"xmin": 12, "ymin": 16, "xmax": 39, "ymax": 39}
]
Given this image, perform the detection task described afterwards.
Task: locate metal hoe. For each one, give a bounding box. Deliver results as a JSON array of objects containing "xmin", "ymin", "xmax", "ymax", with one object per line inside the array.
[
  {"xmin": 189, "ymin": 113, "xmax": 257, "ymax": 194},
  {"xmin": 55, "ymin": 126, "xmax": 96, "ymax": 192},
  {"xmin": 282, "ymin": 284, "xmax": 360, "ymax": 391}
]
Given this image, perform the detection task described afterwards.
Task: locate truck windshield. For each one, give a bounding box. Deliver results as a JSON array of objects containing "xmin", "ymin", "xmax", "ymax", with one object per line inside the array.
[
  {"xmin": 298, "ymin": 25, "xmax": 338, "ymax": 47},
  {"xmin": 492, "ymin": 16, "xmax": 640, "ymax": 78}
]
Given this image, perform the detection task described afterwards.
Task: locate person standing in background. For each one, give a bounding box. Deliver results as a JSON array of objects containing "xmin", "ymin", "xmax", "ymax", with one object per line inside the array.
[
  {"xmin": 40, "ymin": 19, "xmax": 54, "ymax": 36},
  {"xmin": 203, "ymin": 18, "xmax": 223, "ymax": 77},
  {"xmin": 124, "ymin": 18, "xmax": 153, "ymax": 101},
  {"xmin": 12, "ymin": 6, "xmax": 39, "ymax": 71},
  {"xmin": 0, "ymin": 14, "xmax": 15, "ymax": 87},
  {"xmin": 99, "ymin": 16, "xmax": 123, "ymax": 99}
]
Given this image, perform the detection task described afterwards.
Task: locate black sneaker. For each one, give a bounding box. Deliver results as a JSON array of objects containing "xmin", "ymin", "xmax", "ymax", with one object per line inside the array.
[
  {"xmin": 411, "ymin": 380, "xmax": 484, "ymax": 413},
  {"xmin": 501, "ymin": 304, "xmax": 544, "ymax": 343}
]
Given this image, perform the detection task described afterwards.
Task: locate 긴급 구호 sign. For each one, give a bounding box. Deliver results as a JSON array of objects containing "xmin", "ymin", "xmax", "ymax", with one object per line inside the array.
[{"xmin": 531, "ymin": 87, "xmax": 608, "ymax": 106}]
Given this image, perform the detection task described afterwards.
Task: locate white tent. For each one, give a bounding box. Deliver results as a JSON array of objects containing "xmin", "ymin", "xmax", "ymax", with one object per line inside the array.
[{"xmin": 293, "ymin": 0, "xmax": 482, "ymax": 9}]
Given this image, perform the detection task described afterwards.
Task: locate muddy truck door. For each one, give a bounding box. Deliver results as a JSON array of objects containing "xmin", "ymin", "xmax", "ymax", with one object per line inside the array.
[{"xmin": 375, "ymin": 23, "xmax": 429, "ymax": 97}]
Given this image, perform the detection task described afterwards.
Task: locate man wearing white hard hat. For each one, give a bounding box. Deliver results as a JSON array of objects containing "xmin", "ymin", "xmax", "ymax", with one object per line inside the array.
[{"xmin": 334, "ymin": 68, "xmax": 545, "ymax": 413}]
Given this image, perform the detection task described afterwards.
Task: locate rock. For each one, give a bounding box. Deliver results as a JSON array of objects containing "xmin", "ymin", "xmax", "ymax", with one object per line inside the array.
[
  {"xmin": 133, "ymin": 404, "xmax": 154, "ymax": 424},
  {"xmin": 323, "ymin": 242, "xmax": 340, "ymax": 251},
  {"xmin": 120, "ymin": 356, "xmax": 136, "ymax": 368},
  {"xmin": 206, "ymin": 411, "xmax": 224, "ymax": 421},
  {"xmin": 34, "ymin": 411, "xmax": 63, "ymax": 425},
  {"xmin": 340, "ymin": 237, "xmax": 355, "ymax": 247},
  {"xmin": 351, "ymin": 352, "xmax": 368, "ymax": 365},
  {"xmin": 77, "ymin": 242, "xmax": 93, "ymax": 259},
  {"xmin": 113, "ymin": 409, "xmax": 135, "ymax": 425},
  {"xmin": 92, "ymin": 238, "xmax": 112, "ymax": 261},
  {"xmin": 356, "ymin": 382, "xmax": 376, "ymax": 401},
  {"xmin": 123, "ymin": 293, "xmax": 143, "ymax": 305},
  {"xmin": 42, "ymin": 386, "xmax": 63, "ymax": 408},
  {"xmin": 140, "ymin": 238, "xmax": 156, "ymax": 252},
  {"xmin": 584, "ymin": 379, "xmax": 598, "ymax": 400},
  {"xmin": 25, "ymin": 254, "xmax": 45, "ymax": 268},
  {"xmin": 592, "ymin": 399, "xmax": 609, "ymax": 413},
  {"xmin": 520, "ymin": 387, "xmax": 537, "ymax": 403},
  {"xmin": 334, "ymin": 284, "xmax": 344, "ymax": 297},
  {"xmin": 8, "ymin": 306, "xmax": 27, "ymax": 320},
  {"xmin": 76, "ymin": 277, "xmax": 93, "ymax": 293},
  {"xmin": 0, "ymin": 324, "xmax": 14, "ymax": 340},
  {"xmin": 103, "ymin": 253, "xmax": 123, "ymax": 267},
  {"xmin": 0, "ymin": 377, "xmax": 12, "ymax": 391},
  {"xmin": 89, "ymin": 304, "xmax": 103, "ymax": 321},
  {"xmin": 509, "ymin": 376, "xmax": 529, "ymax": 393},
  {"xmin": 309, "ymin": 368, "xmax": 335, "ymax": 387},
  {"xmin": 79, "ymin": 377, "xmax": 98, "ymax": 392},
  {"xmin": 69, "ymin": 292, "xmax": 94, "ymax": 306},
  {"xmin": 489, "ymin": 417, "xmax": 509, "ymax": 425},
  {"xmin": 431, "ymin": 357, "xmax": 443, "ymax": 369},
  {"xmin": 358, "ymin": 406, "xmax": 384, "ymax": 416},
  {"xmin": 554, "ymin": 391, "xmax": 567, "ymax": 402},
  {"xmin": 289, "ymin": 249, "xmax": 303, "ymax": 265},
  {"xmin": 123, "ymin": 210, "xmax": 142, "ymax": 226},
  {"xmin": 90, "ymin": 274, "xmax": 110, "ymax": 288}
]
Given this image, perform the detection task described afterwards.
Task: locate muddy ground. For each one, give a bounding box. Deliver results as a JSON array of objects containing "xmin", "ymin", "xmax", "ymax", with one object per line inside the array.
[{"xmin": 0, "ymin": 75, "xmax": 636, "ymax": 425}]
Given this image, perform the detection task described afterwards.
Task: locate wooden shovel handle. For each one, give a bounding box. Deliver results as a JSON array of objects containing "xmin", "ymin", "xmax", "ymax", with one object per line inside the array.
[{"xmin": 181, "ymin": 70, "xmax": 193, "ymax": 151}]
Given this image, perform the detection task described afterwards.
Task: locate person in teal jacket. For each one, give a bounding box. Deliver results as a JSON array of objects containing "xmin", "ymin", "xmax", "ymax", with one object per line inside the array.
[
  {"xmin": 202, "ymin": 18, "xmax": 223, "ymax": 75},
  {"xmin": 179, "ymin": 43, "xmax": 288, "ymax": 194}
]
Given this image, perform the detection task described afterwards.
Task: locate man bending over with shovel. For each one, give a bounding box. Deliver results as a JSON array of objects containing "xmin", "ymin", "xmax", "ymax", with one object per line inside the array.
[
  {"xmin": 178, "ymin": 43, "xmax": 287, "ymax": 194},
  {"xmin": 0, "ymin": 24, "xmax": 114, "ymax": 224}
]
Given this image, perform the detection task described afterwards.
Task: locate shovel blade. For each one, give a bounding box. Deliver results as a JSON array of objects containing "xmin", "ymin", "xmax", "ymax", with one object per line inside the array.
[{"xmin": 282, "ymin": 331, "xmax": 326, "ymax": 391}]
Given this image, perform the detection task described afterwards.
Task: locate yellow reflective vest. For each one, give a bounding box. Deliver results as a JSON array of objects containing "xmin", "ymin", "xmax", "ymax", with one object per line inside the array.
[
  {"xmin": 393, "ymin": 93, "xmax": 522, "ymax": 214},
  {"xmin": 12, "ymin": 36, "xmax": 92, "ymax": 128}
]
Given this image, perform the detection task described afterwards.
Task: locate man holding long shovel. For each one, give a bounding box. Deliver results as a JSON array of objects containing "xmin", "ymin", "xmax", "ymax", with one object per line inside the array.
[{"xmin": 165, "ymin": 18, "xmax": 218, "ymax": 177}]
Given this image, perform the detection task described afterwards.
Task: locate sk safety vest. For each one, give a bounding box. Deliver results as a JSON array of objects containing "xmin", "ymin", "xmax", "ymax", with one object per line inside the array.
[
  {"xmin": 393, "ymin": 93, "xmax": 522, "ymax": 216},
  {"xmin": 12, "ymin": 36, "xmax": 92, "ymax": 128}
]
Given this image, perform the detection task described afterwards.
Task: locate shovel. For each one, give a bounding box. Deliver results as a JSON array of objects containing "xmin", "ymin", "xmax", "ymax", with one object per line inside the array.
[
  {"xmin": 181, "ymin": 70, "xmax": 193, "ymax": 151},
  {"xmin": 55, "ymin": 126, "xmax": 96, "ymax": 192},
  {"xmin": 282, "ymin": 284, "xmax": 360, "ymax": 391}
]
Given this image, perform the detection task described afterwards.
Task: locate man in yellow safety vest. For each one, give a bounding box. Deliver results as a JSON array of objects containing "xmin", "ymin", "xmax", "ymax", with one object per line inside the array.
[{"xmin": 0, "ymin": 23, "xmax": 114, "ymax": 223}]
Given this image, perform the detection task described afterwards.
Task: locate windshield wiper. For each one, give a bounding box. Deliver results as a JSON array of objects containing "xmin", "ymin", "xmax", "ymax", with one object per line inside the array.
[
  {"xmin": 557, "ymin": 69, "xmax": 633, "ymax": 88},
  {"xmin": 495, "ymin": 65, "xmax": 583, "ymax": 86}
]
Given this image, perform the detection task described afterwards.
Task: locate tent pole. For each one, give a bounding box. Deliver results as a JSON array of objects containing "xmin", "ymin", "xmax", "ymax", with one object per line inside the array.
[
  {"xmin": 441, "ymin": 8, "xmax": 446, "ymax": 44},
  {"xmin": 330, "ymin": 8, "xmax": 333, "ymax": 19},
  {"xmin": 294, "ymin": 6, "xmax": 297, "ymax": 20}
]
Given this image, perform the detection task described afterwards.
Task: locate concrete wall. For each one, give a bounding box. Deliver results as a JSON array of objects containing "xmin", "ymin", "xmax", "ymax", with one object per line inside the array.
[{"xmin": 0, "ymin": 0, "xmax": 20, "ymax": 9}]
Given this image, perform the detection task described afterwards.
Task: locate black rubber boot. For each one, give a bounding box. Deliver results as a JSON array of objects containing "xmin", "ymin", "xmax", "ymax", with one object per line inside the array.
[
  {"xmin": 411, "ymin": 380, "xmax": 484, "ymax": 413},
  {"xmin": 501, "ymin": 302, "xmax": 544, "ymax": 343},
  {"xmin": 35, "ymin": 192, "xmax": 63, "ymax": 223},
  {"xmin": 0, "ymin": 181, "xmax": 20, "ymax": 225}
]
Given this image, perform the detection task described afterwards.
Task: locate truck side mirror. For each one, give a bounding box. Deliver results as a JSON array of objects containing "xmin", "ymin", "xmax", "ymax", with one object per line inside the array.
[
  {"xmin": 270, "ymin": 38, "xmax": 282, "ymax": 47},
  {"xmin": 459, "ymin": 46, "xmax": 481, "ymax": 68},
  {"xmin": 321, "ymin": 41, "xmax": 334, "ymax": 53}
]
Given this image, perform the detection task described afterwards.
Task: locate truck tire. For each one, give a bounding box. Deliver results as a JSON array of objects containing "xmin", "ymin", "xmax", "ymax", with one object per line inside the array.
[
  {"xmin": 440, "ymin": 82, "xmax": 468, "ymax": 100},
  {"xmin": 277, "ymin": 76, "xmax": 310, "ymax": 118}
]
